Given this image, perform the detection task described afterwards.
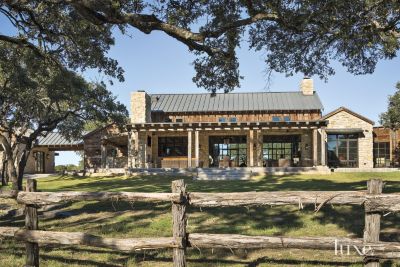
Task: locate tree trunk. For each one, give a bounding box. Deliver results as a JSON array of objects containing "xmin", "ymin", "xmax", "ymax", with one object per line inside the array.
[
  {"xmin": 6, "ymin": 157, "xmax": 20, "ymax": 191},
  {"xmin": 1, "ymin": 159, "xmax": 7, "ymax": 186},
  {"xmin": 17, "ymin": 151, "xmax": 29, "ymax": 191}
]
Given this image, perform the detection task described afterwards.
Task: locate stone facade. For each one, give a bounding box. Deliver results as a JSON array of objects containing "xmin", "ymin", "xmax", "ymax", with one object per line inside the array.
[
  {"xmin": 25, "ymin": 147, "xmax": 55, "ymax": 174},
  {"xmin": 130, "ymin": 91, "xmax": 151, "ymax": 123},
  {"xmin": 324, "ymin": 109, "xmax": 374, "ymax": 168}
]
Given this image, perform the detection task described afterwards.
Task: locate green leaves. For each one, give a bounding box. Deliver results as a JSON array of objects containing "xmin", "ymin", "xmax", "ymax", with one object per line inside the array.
[
  {"xmin": 380, "ymin": 82, "xmax": 400, "ymax": 130},
  {"xmin": 0, "ymin": 44, "xmax": 128, "ymax": 142}
]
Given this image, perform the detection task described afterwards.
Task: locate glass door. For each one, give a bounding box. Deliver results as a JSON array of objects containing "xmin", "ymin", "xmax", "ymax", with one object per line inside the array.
[{"xmin": 209, "ymin": 136, "xmax": 247, "ymax": 167}]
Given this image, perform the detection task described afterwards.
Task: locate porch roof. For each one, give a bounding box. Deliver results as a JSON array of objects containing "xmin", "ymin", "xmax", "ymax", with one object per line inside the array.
[{"xmin": 128, "ymin": 120, "xmax": 328, "ymax": 132}]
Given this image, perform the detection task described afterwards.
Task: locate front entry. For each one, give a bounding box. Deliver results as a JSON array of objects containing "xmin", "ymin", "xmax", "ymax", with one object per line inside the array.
[
  {"xmin": 33, "ymin": 151, "xmax": 45, "ymax": 173},
  {"xmin": 209, "ymin": 136, "xmax": 247, "ymax": 167}
]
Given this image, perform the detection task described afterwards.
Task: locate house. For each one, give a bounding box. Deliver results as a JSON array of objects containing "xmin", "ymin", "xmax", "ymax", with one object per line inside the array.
[
  {"xmin": 89, "ymin": 77, "xmax": 386, "ymax": 172},
  {"xmin": 0, "ymin": 132, "xmax": 83, "ymax": 177}
]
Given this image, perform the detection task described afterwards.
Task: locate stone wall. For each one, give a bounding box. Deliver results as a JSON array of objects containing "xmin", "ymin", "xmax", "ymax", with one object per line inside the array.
[
  {"xmin": 25, "ymin": 147, "xmax": 55, "ymax": 174},
  {"xmin": 326, "ymin": 110, "xmax": 373, "ymax": 168},
  {"xmin": 130, "ymin": 91, "xmax": 151, "ymax": 123}
]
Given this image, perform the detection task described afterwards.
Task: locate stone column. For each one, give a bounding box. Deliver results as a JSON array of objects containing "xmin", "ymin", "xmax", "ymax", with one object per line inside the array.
[
  {"xmin": 187, "ymin": 130, "xmax": 192, "ymax": 168},
  {"xmin": 313, "ymin": 129, "xmax": 318, "ymax": 166},
  {"xmin": 101, "ymin": 140, "xmax": 107, "ymax": 169},
  {"xmin": 249, "ymin": 129, "xmax": 254, "ymax": 167},
  {"xmin": 133, "ymin": 131, "xmax": 139, "ymax": 168},
  {"xmin": 195, "ymin": 130, "xmax": 199, "ymax": 168},
  {"xmin": 127, "ymin": 129, "xmax": 133, "ymax": 169},
  {"xmin": 257, "ymin": 130, "xmax": 263, "ymax": 167},
  {"xmin": 320, "ymin": 128, "xmax": 326, "ymax": 166}
]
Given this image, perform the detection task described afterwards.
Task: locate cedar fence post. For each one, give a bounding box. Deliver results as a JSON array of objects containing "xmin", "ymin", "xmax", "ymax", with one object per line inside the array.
[
  {"xmin": 171, "ymin": 179, "xmax": 187, "ymax": 267},
  {"xmin": 25, "ymin": 179, "xmax": 39, "ymax": 267},
  {"xmin": 363, "ymin": 179, "xmax": 383, "ymax": 267}
]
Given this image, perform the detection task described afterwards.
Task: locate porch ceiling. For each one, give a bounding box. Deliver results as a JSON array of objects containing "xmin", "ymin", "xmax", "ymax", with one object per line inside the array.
[{"xmin": 128, "ymin": 120, "xmax": 328, "ymax": 132}]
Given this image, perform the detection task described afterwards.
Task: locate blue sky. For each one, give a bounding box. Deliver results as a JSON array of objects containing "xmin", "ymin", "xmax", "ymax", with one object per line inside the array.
[{"xmin": 1, "ymin": 17, "xmax": 399, "ymax": 165}]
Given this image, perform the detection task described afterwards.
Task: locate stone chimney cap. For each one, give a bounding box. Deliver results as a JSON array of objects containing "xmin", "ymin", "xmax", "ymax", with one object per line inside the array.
[{"xmin": 137, "ymin": 90, "xmax": 145, "ymax": 92}]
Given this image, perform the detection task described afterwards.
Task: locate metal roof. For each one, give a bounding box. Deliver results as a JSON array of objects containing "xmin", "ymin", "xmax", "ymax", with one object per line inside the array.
[
  {"xmin": 36, "ymin": 132, "xmax": 83, "ymax": 146},
  {"xmin": 326, "ymin": 128, "xmax": 364, "ymax": 134},
  {"xmin": 150, "ymin": 92, "xmax": 323, "ymax": 113}
]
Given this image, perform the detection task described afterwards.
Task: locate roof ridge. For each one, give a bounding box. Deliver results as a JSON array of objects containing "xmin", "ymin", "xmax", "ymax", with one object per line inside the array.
[{"xmin": 150, "ymin": 91, "xmax": 306, "ymax": 96}]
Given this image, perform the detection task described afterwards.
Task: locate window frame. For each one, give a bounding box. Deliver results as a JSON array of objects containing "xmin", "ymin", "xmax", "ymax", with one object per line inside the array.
[
  {"xmin": 158, "ymin": 136, "xmax": 188, "ymax": 157},
  {"xmin": 327, "ymin": 134, "xmax": 359, "ymax": 168}
]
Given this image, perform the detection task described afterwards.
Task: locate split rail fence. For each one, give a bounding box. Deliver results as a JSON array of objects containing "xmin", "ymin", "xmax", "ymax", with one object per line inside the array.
[{"xmin": 0, "ymin": 178, "xmax": 399, "ymax": 267}]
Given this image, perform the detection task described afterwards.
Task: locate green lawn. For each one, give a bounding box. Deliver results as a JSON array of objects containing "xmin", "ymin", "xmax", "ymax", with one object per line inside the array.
[{"xmin": 0, "ymin": 172, "xmax": 399, "ymax": 266}]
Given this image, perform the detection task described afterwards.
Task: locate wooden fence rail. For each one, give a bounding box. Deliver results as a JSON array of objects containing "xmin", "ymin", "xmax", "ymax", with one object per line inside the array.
[{"xmin": 0, "ymin": 178, "xmax": 399, "ymax": 267}]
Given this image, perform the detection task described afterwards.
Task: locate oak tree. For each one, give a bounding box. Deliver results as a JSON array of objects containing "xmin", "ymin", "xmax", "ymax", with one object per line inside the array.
[
  {"xmin": 1, "ymin": 0, "xmax": 399, "ymax": 93},
  {"xmin": 0, "ymin": 44, "xmax": 128, "ymax": 190}
]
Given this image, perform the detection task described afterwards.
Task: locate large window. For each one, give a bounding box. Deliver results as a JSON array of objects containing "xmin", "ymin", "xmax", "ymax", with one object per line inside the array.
[
  {"xmin": 373, "ymin": 142, "xmax": 391, "ymax": 167},
  {"xmin": 262, "ymin": 135, "xmax": 300, "ymax": 167},
  {"xmin": 158, "ymin": 137, "xmax": 187, "ymax": 157},
  {"xmin": 327, "ymin": 134, "xmax": 358, "ymax": 168},
  {"xmin": 209, "ymin": 136, "xmax": 247, "ymax": 167}
]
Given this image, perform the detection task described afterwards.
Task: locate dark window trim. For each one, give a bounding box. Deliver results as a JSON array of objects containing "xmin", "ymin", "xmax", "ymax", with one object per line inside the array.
[
  {"xmin": 158, "ymin": 136, "xmax": 188, "ymax": 157},
  {"xmin": 327, "ymin": 134, "xmax": 359, "ymax": 168}
]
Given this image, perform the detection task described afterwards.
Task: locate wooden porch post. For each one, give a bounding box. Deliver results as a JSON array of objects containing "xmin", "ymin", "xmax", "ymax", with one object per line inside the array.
[
  {"xmin": 195, "ymin": 130, "xmax": 199, "ymax": 168},
  {"xmin": 100, "ymin": 140, "xmax": 107, "ymax": 169},
  {"xmin": 187, "ymin": 130, "xmax": 192, "ymax": 168},
  {"xmin": 127, "ymin": 129, "xmax": 133, "ymax": 169},
  {"xmin": 320, "ymin": 128, "xmax": 326, "ymax": 166},
  {"xmin": 312, "ymin": 129, "xmax": 318, "ymax": 166},
  {"xmin": 249, "ymin": 129, "xmax": 254, "ymax": 167}
]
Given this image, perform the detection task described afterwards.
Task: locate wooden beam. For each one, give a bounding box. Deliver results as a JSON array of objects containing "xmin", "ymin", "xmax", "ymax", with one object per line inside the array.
[
  {"xmin": 17, "ymin": 192, "xmax": 182, "ymax": 205},
  {"xmin": 188, "ymin": 233, "xmax": 400, "ymax": 259}
]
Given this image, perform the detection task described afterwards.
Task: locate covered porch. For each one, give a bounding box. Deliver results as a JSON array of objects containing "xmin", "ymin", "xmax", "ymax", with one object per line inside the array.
[{"xmin": 128, "ymin": 121, "xmax": 328, "ymax": 170}]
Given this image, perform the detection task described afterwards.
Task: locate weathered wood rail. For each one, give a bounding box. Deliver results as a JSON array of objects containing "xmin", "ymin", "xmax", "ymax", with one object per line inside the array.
[{"xmin": 0, "ymin": 178, "xmax": 399, "ymax": 267}]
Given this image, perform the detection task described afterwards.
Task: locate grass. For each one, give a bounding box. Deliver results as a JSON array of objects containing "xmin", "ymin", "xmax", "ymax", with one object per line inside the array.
[{"xmin": 0, "ymin": 172, "xmax": 399, "ymax": 266}]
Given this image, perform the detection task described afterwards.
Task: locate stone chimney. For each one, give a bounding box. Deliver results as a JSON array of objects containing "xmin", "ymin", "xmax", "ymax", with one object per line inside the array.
[
  {"xmin": 300, "ymin": 77, "xmax": 314, "ymax": 95},
  {"xmin": 130, "ymin": 90, "xmax": 151, "ymax": 123}
]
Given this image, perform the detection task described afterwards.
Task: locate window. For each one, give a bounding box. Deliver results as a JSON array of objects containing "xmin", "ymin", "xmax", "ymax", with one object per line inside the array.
[
  {"xmin": 158, "ymin": 137, "xmax": 188, "ymax": 157},
  {"xmin": 272, "ymin": 116, "xmax": 281, "ymax": 122},
  {"xmin": 262, "ymin": 135, "xmax": 300, "ymax": 167},
  {"xmin": 164, "ymin": 118, "xmax": 172, "ymax": 122},
  {"xmin": 373, "ymin": 142, "xmax": 390, "ymax": 167},
  {"xmin": 327, "ymin": 134, "xmax": 359, "ymax": 168},
  {"xmin": 218, "ymin": 117, "xmax": 226, "ymax": 123},
  {"xmin": 176, "ymin": 118, "xmax": 183, "ymax": 123},
  {"xmin": 209, "ymin": 136, "xmax": 247, "ymax": 167},
  {"xmin": 283, "ymin": 116, "xmax": 291, "ymax": 122},
  {"xmin": 229, "ymin": 117, "xmax": 237, "ymax": 123}
]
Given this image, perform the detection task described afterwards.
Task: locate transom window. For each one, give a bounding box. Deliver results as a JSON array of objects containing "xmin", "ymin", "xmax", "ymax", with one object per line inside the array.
[
  {"xmin": 158, "ymin": 137, "xmax": 187, "ymax": 157},
  {"xmin": 272, "ymin": 116, "xmax": 281, "ymax": 122},
  {"xmin": 218, "ymin": 117, "xmax": 226, "ymax": 123},
  {"xmin": 327, "ymin": 134, "xmax": 358, "ymax": 168},
  {"xmin": 229, "ymin": 117, "xmax": 237, "ymax": 123},
  {"xmin": 373, "ymin": 142, "xmax": 390, "ymax": 167}
]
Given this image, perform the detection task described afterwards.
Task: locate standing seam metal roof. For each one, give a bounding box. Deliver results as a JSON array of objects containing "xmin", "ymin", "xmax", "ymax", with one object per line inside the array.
[
  {"xmin": 36, "ymin": 132, "xmax": 83, "ymax": 146},
  {"xmin": 151, "ymin": 92, "xmax": 323, "ymax": 113}
]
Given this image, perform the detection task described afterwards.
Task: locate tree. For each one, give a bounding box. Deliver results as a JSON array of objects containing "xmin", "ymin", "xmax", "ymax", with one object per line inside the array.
[
  {"xmin": 0, "ymin": 44, "xmax": 128, "ymax": 190},
  {"xmin": 380, "ymin": 82, "xmax": 400, "ymax": 129},
  {"xmin": 1, "ymin": 1, "xmax": 399, "ymax": 93}
]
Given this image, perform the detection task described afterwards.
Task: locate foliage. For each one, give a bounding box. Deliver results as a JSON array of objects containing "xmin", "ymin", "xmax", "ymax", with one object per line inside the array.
[
  {"xmin": 380, "ymin": 82, "xmax": 400, "ymax": 129},
  {"xmin": 1, "ymin": 1, "xmax": 400, "ymax": 93},
  {"xmin": 55, "ymin": 164, "xmax": 82, "ymax": 172},
  {"xmin": 0, "ymin": 44, "xmax": 128, "ymax": 190}
]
